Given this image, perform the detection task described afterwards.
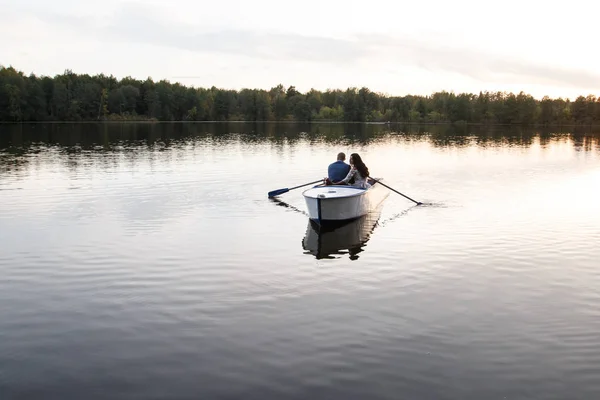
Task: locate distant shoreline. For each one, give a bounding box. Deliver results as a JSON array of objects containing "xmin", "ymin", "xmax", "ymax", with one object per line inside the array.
[
  {"xmin": 2, "ymin": 65, "xmax": 599, "ymax": 126},
  {"xmin": 1, "ymin": 120, "xmax": 600, "ymax": 128}
]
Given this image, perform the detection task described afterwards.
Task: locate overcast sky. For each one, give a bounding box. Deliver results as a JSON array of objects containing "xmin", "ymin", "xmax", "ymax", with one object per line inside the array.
[{"xmin": 1, "ymin": 0, "xmax": 598, "ymax": 99}]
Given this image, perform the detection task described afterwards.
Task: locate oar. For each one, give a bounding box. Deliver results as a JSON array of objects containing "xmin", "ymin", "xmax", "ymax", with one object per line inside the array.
[
  {"xmin": 268, "ymin": 179, "xmax": 323, "ymax": 198},
  {"xmin": 370, "ymin": 177, "xmax": 422, "ymax": 205}
]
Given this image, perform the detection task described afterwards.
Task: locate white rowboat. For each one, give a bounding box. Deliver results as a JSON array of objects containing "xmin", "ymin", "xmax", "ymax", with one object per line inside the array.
[{"xmin": 302, "ymin": 178, "xmax": 390, "ymax": 225}]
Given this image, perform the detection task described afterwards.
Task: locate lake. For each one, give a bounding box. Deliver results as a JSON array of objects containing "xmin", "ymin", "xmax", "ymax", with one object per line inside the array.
[{"xmin": 1, "ymin": 122, "xmax": 600, "ymax": 400}]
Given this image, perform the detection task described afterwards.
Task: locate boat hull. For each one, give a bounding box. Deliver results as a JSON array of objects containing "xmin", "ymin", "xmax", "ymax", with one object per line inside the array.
[{"xmin": 302, "ymin": 179, "xmax": 389, "ymax": 224}]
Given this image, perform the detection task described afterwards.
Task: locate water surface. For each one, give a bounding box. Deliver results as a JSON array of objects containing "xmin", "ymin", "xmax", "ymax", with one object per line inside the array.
[{"xmin": 1, "ymin": 122, "xmax": 600, "ymax": 399}]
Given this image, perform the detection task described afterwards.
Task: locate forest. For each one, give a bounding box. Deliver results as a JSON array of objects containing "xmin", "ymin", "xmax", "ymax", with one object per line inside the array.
[{"xmin": 1, "ymin": 65, "xmax": 599, "ymax": 125}]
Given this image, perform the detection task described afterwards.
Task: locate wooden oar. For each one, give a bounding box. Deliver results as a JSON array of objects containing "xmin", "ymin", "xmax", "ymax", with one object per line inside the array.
[
  {"xmin": 370, "ymin": 177, "xmax": 422, "ymax": 205},
  {"xmin": 268, "ymin": 179, "xmax": 323, "ymax": 198}
]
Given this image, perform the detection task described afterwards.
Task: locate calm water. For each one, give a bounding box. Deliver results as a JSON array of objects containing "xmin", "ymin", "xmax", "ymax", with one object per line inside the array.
[{"xmin": 1, "ymin": 122, "xmax": 600, "ymax": 400}]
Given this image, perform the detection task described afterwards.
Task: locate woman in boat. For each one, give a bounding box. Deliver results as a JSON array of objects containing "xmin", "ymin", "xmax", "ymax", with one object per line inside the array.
[{"xmin": 325, "ymin": 153, "xmax": 371, "ymax": 189}]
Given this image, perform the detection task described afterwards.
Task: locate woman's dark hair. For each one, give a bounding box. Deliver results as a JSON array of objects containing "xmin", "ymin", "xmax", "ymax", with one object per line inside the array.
[{"xmin": 350, "ymin": 153, "xmax": 369, "ymax": 178}]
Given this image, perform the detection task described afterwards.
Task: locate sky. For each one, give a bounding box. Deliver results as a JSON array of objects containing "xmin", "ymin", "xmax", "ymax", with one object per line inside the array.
[{"xmin": 1, "ymin": 0, "xmax": 599, "ymax": 100}]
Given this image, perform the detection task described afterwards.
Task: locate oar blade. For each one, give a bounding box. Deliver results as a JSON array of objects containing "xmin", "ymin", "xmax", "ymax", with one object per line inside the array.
[
  {"xmin": 268, "ymin": 188, "xmax": 289, "ymax": 198},
  {"xmin": 268, "ymin": 178, "xmax": 322, "ymax": 198}
]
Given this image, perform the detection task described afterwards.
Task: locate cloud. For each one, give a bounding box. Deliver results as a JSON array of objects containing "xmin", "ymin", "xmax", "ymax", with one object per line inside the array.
[
  {"xmin": 96, "ymin": 4, "xmax": 366, "ymax": 64},
  {"xmin": 4, "ymin": 1, "xmax": 600, "ymax": 94},
  {"xmin": 97, "ymin": 6, "xmax": 600, "ymax": 90},
  {"xmin": 356, "ymin": 34, "xmax": 600, "ymax": 91}
]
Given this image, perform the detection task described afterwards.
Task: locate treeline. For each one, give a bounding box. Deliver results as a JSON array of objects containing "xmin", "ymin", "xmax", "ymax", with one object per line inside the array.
[{"xmin": 1, "ymin": 65, "xmax": 600, "ymax": 125}]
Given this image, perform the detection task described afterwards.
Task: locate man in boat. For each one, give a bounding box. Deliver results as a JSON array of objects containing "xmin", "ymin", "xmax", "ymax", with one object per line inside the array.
[
  {"xmin": 325, "ymin": 153, "xmax": 371, "ymax": 189},
  {"xmin": 326, "ymin": 152, "xmax": 351, "ymax": 185}
]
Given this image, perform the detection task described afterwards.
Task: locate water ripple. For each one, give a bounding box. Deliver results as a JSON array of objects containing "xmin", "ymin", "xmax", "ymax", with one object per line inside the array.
[{"xmin": 1, "ymin": 126, "xmax": 600, "ymax": 399}]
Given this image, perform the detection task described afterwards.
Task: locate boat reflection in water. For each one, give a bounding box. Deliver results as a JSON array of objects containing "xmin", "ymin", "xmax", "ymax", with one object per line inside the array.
[{"xmin": 302, "ymin": 206, "xmax": 383, "ymax": 260}]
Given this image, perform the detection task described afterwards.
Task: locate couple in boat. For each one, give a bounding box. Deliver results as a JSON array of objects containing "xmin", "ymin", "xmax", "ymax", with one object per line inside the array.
[{"xmin": 324, "ymin": 152, "xmax": 371, "ymax": 189}]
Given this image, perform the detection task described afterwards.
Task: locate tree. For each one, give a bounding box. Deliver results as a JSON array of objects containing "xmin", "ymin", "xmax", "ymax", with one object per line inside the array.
[{"xmin": 1, "ymin": 64, "xmax": 599, "ymax": 125}]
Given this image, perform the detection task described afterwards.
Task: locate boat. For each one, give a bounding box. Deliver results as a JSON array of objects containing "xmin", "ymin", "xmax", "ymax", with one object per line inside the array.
[
  {"xmin": 302, "ymin": 206, "xmax": 383, "ymax": 260},
  {"xmin": 301, "ymin": 178, "xmax": 390, "ymax": 226}
]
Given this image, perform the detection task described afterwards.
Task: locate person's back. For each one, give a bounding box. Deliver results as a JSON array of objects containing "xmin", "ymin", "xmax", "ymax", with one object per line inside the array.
[{"xmin": 328, "ymin": 153, "xmax": 351, "ymax": 182}]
